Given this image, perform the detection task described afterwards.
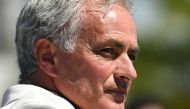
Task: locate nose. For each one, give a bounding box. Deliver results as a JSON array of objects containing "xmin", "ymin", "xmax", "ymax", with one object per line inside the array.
[{"xmin": 114, "ymin": 54, "xmax": 137, "ymax": 81}]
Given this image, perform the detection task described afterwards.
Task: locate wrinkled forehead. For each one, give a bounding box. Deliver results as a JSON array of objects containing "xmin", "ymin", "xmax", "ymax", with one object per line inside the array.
[
  {"xmin": 103, "ymin": 5, "xmax": 136, "ymax": 35},
  {"xmin": 79, "ymin": 4, "xmax": 136, "ymax": 40},
  {"xmin": 81, "ymin": 0, "xmax": 132, "ymax": 12}
]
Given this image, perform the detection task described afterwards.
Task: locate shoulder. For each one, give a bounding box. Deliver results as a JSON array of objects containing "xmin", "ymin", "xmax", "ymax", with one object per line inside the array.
[
  {"xmin": 1, "ymin": 85, "xmax": 75, "ymax": 109},
  {"xmin": 1, "ymin": 100, "xmax": 59, "ymax": 109}
]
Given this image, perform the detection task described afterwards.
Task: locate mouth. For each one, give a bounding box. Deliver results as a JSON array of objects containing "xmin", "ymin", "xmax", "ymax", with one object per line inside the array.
[{"xmin": 104, "ymin": 88, "xmax": 128, "ymax": 103}]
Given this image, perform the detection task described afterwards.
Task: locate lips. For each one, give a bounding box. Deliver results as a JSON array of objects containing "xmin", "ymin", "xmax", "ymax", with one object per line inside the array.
[{"xmin": 104, "ymin": 88, "xmax": 128, "ymax": 103}]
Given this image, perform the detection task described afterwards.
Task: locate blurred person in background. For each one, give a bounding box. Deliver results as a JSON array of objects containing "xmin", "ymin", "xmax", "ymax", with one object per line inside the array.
[{"xmin": 0, "ymin": 0, "xmax": 139, "ymax": 109}]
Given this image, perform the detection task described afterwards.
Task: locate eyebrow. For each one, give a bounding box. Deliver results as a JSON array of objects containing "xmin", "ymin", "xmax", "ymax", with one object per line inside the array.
[
  {"xmin": 99, "ymin": 39, "xmax": 139, "ymax": 51},
  {"xmin": 128, "ymin": 47, "xmax": 140, "ymax": 53},
  {"xmin": 92, "ymin": 37, "xmax": 139, "ymax": 52},
  {"xmin": 96, "ymin": 38, "xmax": 125, "ymax": 48}
]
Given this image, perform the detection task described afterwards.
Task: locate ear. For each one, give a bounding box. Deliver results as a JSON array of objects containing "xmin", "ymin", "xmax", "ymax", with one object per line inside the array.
[{"xmin": 35, "ymin": 38, "xmax": 58, "ymax": 78}]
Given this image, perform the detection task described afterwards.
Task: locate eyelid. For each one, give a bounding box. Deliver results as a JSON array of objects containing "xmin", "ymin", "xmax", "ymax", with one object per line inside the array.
[
  {"xmin": 100, "ymin": 47, "xmax": 114, "ymax": 54},
  {"xmin": 95, "ymin": 46, "xmax": 120, "ymax": 59},
  {"xmin": 100, "ymin": 47, "xmax": 115, "ymax": 55}
]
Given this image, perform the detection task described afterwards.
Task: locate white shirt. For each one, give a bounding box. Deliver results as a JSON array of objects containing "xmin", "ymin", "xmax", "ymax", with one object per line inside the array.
[{"xmin": 1, "ymin": 85, "xmax": 75, "ymax": 109}]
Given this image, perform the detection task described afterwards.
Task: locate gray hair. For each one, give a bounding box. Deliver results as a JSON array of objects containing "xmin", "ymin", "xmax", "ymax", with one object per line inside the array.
[{"xmin": 16, "ymin": 0, "xmax": 133, "ymax": 84}]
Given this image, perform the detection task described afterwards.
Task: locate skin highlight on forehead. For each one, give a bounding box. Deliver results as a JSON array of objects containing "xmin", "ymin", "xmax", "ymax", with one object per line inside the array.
[{"xmin": 78, "ymin": 4, "xmax": 137, "ymax": 51}]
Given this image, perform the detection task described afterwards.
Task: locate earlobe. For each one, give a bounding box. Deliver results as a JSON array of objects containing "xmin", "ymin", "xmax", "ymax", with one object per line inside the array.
[{"xmin": 35, "ymin": 38, "xmax": 58, "ymax": 78}]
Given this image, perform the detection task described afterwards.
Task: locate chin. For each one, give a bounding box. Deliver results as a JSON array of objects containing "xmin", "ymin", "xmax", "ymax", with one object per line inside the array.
[
  {"xmin": 97, "ymin": 102, "xmax": 125, "ymax": 109},
  {"xmin": 92, "ymin": 96, "xmax": 126, "ymax": 109}
]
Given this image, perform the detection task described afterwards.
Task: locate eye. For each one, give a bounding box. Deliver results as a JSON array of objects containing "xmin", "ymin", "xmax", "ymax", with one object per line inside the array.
[
  {"xmin": 128, "ymin": 53, "xmax": 137, "ymax": 61},
  {"xmin": 99, "ymin": 47, "xmax": 117, "ymax": 59},
  {"xmin": 101, "ymin": 47, "xmax": 114, "ymax": 54},
  {"xmin": 127, "ymin": 48, "xmax": 139, "ymax": 62}
]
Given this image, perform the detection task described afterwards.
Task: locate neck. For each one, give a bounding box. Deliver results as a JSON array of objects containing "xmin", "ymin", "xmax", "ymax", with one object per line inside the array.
[
  {"xmin": 30, "ymin": 69, "xmax": 57, "ymax": 92},
  {"xmin": 30, "ymin": 69, "xmax": 80, "ymax": 109}
]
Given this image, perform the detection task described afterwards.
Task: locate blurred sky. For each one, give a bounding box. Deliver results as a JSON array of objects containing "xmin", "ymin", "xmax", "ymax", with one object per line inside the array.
[{"xmin": 0, "ymin": 0, "xmax": 189, "ymax": 108}]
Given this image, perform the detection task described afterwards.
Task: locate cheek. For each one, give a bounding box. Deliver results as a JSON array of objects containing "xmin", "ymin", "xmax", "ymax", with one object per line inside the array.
[
  {"xmin": 55, "ymin": 52, "xmax": 115, "ymax": 89},
  {"xmin": 54, "ymin": 55, "xmax": 85, "ymax": 85},
  {"xmin": 86, "ymin": 60, "xmax": 115, "ymax": 84}
]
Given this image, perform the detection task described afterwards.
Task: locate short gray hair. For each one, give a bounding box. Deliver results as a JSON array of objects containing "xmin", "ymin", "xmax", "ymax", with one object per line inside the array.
[{"xmin": 16, "ymin": 0, "xmax": 133, "ymax": 83}]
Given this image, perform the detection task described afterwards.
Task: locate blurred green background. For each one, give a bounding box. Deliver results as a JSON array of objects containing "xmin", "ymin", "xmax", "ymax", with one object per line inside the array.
[
  {"xmin": 128, "ymin": 0, "xmax": 190, "ymax": 109},
  {"xmin": 0, "ymin": 0, "xmax": 189, "ymax": 108}
]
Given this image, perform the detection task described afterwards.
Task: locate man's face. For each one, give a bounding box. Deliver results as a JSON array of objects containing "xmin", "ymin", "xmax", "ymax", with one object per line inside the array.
[{"xmin": 53, "ymin": 5, "xmax": 138, "ymax": 109}]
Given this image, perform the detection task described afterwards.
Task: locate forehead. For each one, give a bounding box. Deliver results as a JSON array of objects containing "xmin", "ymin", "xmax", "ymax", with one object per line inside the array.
[
  {"xmin": 103, "ymin": 5, "xmax": 136, "ymax": 35},
  {"xmin": 79, "ymin": 4, "xmax": 137, "ymax": 47}
]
